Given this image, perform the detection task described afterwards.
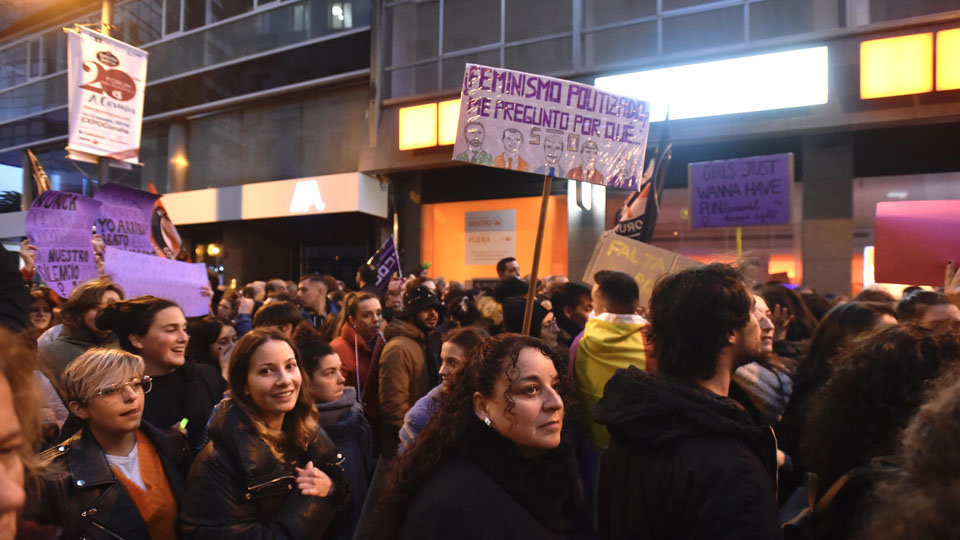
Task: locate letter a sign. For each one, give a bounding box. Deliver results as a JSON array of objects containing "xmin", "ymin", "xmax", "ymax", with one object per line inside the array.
[{"xmin": 289, "ymin": 180, "xmax": 326, "ymax": 213}]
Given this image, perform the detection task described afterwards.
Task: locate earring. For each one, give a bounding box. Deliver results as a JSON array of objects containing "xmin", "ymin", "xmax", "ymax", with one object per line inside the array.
[{"xmin": 483, "ymin": 417, "xmax": 491, "ymax": 427}]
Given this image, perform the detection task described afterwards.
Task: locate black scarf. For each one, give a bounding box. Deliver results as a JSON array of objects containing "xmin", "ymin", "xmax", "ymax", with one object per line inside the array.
[{"xmin": 459, "ymin": 418, "xmax": 583, "ymax": 534}]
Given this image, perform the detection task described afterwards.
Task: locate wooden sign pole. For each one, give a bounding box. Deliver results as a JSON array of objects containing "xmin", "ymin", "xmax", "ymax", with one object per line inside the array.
[{"xmin": 521, "ymin": 174, "xmax": 552, "ymax": 335}]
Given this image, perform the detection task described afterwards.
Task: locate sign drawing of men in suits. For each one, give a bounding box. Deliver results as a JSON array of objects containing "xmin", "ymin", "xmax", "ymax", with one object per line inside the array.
[
  {"xmin": 533, "ymin": 134, "xmax": 566, "ymax": 178},
  {"xmin": 494, "ymin": 128, "xmax": 529, "ymax": 171},
  {"xmin": 454, "ymin": 121, "xmax": 494, "ymax": 165},
  {"xmin": 567, "ymin": 139, "xmax": 604, "ymax": 184}
]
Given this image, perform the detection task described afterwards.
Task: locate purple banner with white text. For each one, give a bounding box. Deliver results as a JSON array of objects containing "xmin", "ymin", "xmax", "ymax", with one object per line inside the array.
[
  {"xmin": 371, "ymin": 236, "xmax": 401, "ymax": 294},
  {"xmin": 689, "ymin": 153, "xmax": 793, "ymax": 228},
  {"xmin": 94, "ymin": 183, "xmax": 160, "ymax": 255},
  {"xmin": 25, "ymin": 190, "xmax": 101, "ymax": 297}
]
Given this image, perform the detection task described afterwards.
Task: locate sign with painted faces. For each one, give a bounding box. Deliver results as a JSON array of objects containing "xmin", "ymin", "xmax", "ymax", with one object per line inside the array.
[{"xmin": 453, "ymin": 64, "xmax": 651, "ymax": 192}]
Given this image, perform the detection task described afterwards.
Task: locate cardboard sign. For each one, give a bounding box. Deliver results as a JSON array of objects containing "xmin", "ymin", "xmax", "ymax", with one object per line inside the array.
[
  {"xmin": 103, "ymin": 246, "xmax": 210, "ymax": 317},
  {"xmin": 465, "ymin": 209, "xmax": 516, "ymax": 265},
  {"xmin": 25, "ymin": 190, "xmax": 101, "ymax": 297},
  {"xmin": 689, "ymin": 153, "xmax": 793, "ymax": 228},
  {"xmin": 94, "ymin": 183, "xmax": 160, "ymax": 255},
  {"xmin": 582, "ymin": 232, "xmax": 701, "ymax": 308},
  {"xmin": 453, "ymin": 64, "xmax": 651, "ymax": 191},
  {"xmin": 66, "ymin": 26, "xmax": 148, "ymax": 164},
  {"xmin": 875, "ymin": 200, "xmax": 960, "ymax": 286}
]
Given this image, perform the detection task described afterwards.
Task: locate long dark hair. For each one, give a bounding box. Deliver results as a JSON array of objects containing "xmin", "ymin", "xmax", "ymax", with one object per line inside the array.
[
  {"xmin": 186, "ymin": 316, "xmax": 225, "ymax": 369},
  {"xmin": 227, "ymin": 328, "xmax": 320, "ymax": 460},
  {"xmin": 379, "ymin": 333, "xmax": 559, "ymax": 533}
]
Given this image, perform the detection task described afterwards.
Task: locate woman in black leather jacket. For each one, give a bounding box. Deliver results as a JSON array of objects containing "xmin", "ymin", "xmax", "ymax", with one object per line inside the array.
[{"xmin": 180, "ymin": 328, "xmax": 349, "ymax": 539}]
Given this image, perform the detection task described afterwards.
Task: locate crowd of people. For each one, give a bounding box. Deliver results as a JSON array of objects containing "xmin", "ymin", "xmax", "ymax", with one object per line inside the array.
[{"xmin": 2, "ymin": 241, "xmax": 960, "ymax": 539}]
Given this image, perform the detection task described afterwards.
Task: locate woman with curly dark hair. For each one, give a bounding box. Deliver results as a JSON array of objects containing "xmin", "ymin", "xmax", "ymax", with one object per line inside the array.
[
  {"xmin": 860, "ymin": 371, "xmax": 960, "ymax": 539},
  {"xmin": 798, "ymin": 324, "xmax": 960, "ymax": 537},
  {"xmin": 377, "ymin": 333, "xmax": 583, "ymax": 540}
]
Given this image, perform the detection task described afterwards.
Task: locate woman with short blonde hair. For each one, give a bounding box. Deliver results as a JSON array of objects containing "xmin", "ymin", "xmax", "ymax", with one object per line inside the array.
[{"xmin": 25, "ymin": 347, "xmax": 191, "ymax": 539}]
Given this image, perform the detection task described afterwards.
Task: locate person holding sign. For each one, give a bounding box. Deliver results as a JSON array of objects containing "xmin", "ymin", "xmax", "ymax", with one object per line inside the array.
[
  {"xmin": 27, "ymin": 349, "xmax": 190, "ymax": 540},
  {"xmin": 96, "ymin": 296, "xmax": 223, "ymax": 451}
]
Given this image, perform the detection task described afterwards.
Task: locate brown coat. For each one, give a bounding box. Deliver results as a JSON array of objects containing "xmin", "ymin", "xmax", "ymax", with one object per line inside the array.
[{"xmin": 378, "ymin": 319, "xmax": 430, "ymax": 456}]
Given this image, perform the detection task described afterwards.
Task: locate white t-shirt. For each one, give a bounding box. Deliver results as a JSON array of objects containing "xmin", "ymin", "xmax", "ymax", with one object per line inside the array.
[{"xmin": 106, "ymin": 441, "xmax": 146, "ymax": 491}]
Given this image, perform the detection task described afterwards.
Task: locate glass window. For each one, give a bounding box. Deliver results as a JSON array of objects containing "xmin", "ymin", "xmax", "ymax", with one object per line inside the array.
[
  {"xmin": 328, "ymin": 2, "xmax": 353, "ymax": 29},
  {"xmin": 386, "ymin": 62, "xmax": 438, "ymax": 99},
  {"xmin": 184, "ymin": 0, "xmax": 207, "ymax": 30},
  {"xmin": 504, "ymin": 0, "xmax": 572, "ymax": 42},
  {"xmin": 209, "ymin": 0, "xmax": 255, "ymax": 23},
  {"xmin": 663, "ymin": 0, "xmax": 727, "ymax": 11},
  {"xmin": 385, "ymin": 2, "xmax": 439, "ymax": 67},
  {"xmin": 165, "ymin": 0, "xmax": 182, "ymax": 34},
  {"xmin": 28, "ymin": 40, "xmax": 41, "ymax": 79},
  {"xmin": 749, "ymin": 0, "xmax": 839, "ymax": 40},
  {"xmin": 115, "ymin": 0, "xmax": 164, "ymax": 46},
  {"xmin": 504, "ymin": 36, "xmax": 572, "ymax": 75},
  {"xmin": 441, "ymin": 49, "xmax": 499, "ymax": 90},
  {"xmin": 662, "ymin": 6, "xmax": 744, "ymax": 54},
  {"xmin": 869, "ymin": 0, "xmax": 960, "ymax": 23},
  {"xmin": 442, "ymin": 0, "xmax": 500, "ymax": 53},
  {"xmin": 0, "ymin": 44, "xmax": 28, "ymax": 88},
  {"xmin": 42, "ymin": 31, "xmax": 67, "ymax": 75},
  {"xmin": 583, "ymin": 21, "xmax": 657, "ymax": 67},
  {"xmin": 583, "ymin": 0, "xmax": 656, "ymax": 28}
]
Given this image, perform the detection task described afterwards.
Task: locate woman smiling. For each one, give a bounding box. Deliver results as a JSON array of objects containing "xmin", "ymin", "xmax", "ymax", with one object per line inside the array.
[
  {"xmin": 180, "ymin": 328, "xmax": 348, "ymax": 539},
  {"xmin": 97, "ymin": 296, "xmax": 223, "ymax": 451}
]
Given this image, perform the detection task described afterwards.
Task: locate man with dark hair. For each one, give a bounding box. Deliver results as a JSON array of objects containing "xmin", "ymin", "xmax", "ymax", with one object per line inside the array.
[
  {"xmin": 551, "ymin": 282, "xmax": 592, "ymax": 352},
  {"xmin": 896, "ymin": 289, "xmax": 960, "ymax": 327},
  {"xmin": 496, "ymin": 257, "xmax": 520, "ymax": 280},
  {"xmin": 378, "ymin": 285, "xmax": 442, "ymax": 458},
  {"xmin": 594, "ymin": 263, "xmax": 780, "ymax": 540},
  {"xmin": 251, "ymin": 300, "xmax": 303, "ymax": 338},
  {"xmin": 356, "ymin": 263, "xmax": 381, "ymax": 297},
  {"xmin": 297, "ymin": 273, "xmax": 329, "ymax": 328},
  {"xmin": 572, "ymin": 271, "xmax": 645, "ymax": 449}
]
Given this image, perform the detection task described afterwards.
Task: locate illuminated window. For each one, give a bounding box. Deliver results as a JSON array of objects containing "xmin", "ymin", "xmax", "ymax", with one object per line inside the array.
[
  {"xmin": 398, "ymin": 103, "xmax": 438, "ymax": 150},
  {"xmin": 438, "ymin": 99, "xmax": 460, "ymax": 146},
  {"xmin": 937, "ymin": 28, "xmax": 960, "ymax": 91},
  {"xmin": 860, "ymin": 33, "xmax": 933, "ymax": 99}
]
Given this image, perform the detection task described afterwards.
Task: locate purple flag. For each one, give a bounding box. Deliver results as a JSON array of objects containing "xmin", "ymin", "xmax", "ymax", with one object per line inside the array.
[
  {"xmin": 371, "ymin": 236, "xmax": 401, "ymax": 294},
  {"xmin": 94, "ymin": 183, "xmax": 160, "ymax": 255},
  {"xmin": 25, "ymin": 190, "xmax": 102, "ymax": 297}
]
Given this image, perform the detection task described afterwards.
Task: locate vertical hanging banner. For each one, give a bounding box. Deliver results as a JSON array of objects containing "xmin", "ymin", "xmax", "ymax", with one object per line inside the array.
[
  {"xmin": 66, "ymin": 26, "xmax": 148, "ymax": 165},
  {"xmin": 453, "ymin": 64, "xmax": 651, "ymax": 191},
  {"xmin": 25, "ymin": 190, "xmax": 102, "ymax": 297},
  {"xmin": 94, "ymin": 184, "xmax": 160, "ymax": 255},
  {"xmin": 688, "ymin": 153, "xmax": 793, "ymax": 228}
]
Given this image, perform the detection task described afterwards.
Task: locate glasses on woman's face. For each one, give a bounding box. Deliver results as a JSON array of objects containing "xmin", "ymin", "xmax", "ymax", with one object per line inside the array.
[{"xmin": 95, "ymin": 376, "xmax": 152, "ymax": 405}]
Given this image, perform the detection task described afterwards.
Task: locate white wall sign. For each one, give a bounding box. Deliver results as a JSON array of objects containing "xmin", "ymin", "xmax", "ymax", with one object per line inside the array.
[{"xmin": 465, "ymin": 209, "xmax": 516, "ymax": 265}]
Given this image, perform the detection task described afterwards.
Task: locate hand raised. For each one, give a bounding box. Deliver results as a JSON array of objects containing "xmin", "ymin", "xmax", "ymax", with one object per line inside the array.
[{"xmin": 295, "ymin": 461, "xmax": 333, "ymax": 497}]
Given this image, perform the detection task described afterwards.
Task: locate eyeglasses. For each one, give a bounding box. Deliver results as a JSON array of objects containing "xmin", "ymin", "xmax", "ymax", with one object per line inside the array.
[{"xmin": 94, "ymin": 376, "xmax": 152, "ymax": 404}]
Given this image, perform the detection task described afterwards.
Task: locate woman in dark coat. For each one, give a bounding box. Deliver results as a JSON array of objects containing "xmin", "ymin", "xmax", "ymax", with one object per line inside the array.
[
  {"xmin": 26, "ymin": 348, "xmax": 191, "ymax": 539},
  {"xmin": 180, "ymin": 328, "xmax": 349, "ymax": 539},
  {"xmin": 378, "ymin": 333, "xmax": 584, "ymax": 540}
]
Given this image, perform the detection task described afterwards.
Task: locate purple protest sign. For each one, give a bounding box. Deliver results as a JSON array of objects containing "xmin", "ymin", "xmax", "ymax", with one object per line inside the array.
[
  {"xmin": 689, "ymin": 153, "xmax": 793, "ymax": 228},
  {"xmin": 371, "ymin": 236, "xmax": 402, "ymax": 294},
  {"xmin": 94, "ymin": 183, "xmax": 160, "ymax": 255},
  {"xmin": 103, "ymin": 246, "xmax": 210, "ymax": 317},
  {"xmin": 25, "ymin": 190, "xmax": 102, "ymax": 297}
]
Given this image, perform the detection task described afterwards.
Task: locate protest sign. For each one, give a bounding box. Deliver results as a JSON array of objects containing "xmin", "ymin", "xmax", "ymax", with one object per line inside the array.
[
  {"xmin": 874, "ymin": 200, "xmax": 960, "ymax": 286},
  {"xmin": 453, "ymin": 64, "xmax": 651, "ymax": 191},
  {"xmin": 103, "ymin": 246, "xmax": 210, "ymax": 316},
  {"xmin": 582, "ymin": 231, "xmax": 701, "ymax": 308},
  {"xmin": 25, "ymin": 190, "xmax": 101, "ymax": 297},
  {"xmin": 465, "ymin": 209, "xmax": 516, "ymax": 265},
  {"xmin": 94, "ymin": 183, "xmax": 160, "ymax": 255},
  {"xmin": 370, "ymin": 236, "xmax": 402, "ymax": 294},
  {"xmin": 66, "ymin": 26, "xmax": 148, "ymax": 165},
  {"xmin": 689, "ymin": 153, "xmax": 793, "ymax": 228}
]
